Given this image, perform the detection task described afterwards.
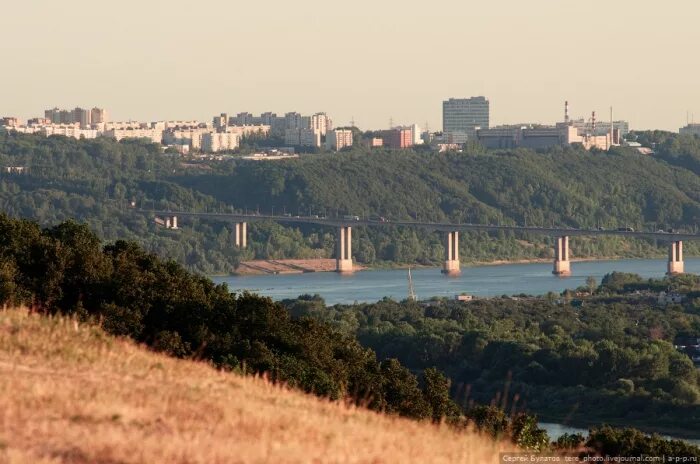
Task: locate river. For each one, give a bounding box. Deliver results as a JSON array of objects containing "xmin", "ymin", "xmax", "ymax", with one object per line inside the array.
[
  {"xmin": 213, "ymin": 258, "xmax": 700, "ymax": 305},
  {"xmin": 212, "ymin": 257, "xmax": 700, "ymax": 444}
]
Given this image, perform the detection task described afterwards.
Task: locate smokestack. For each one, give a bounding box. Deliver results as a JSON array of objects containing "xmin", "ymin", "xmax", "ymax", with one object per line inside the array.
[
  {"xmin": 592, "ymin": 111, "xmax": 596, "ymax": 133},
  {"xmin": 564, "ymin": 101, "xmax": 570, "ymax": 124}
]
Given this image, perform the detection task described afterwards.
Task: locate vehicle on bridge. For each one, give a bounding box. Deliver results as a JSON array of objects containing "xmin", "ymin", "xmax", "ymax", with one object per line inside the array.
[
  {"xmin": 617, "ymin": 227, "xmax": 635, "ymax": 232},
  {"xmin": 344, "ymin": 215, "xmax": 360, "ymax": 221}
]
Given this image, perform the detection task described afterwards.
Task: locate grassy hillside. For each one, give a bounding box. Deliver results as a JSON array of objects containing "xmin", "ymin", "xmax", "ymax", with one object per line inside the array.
[{"xmin": 0, "ymin": 308, "xmax": 514, "ymax": 463}]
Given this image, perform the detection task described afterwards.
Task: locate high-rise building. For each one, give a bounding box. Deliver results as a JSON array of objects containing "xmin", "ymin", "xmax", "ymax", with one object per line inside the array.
[
  {"xmin": 442, "ymin": 96, "xmax": 490, "ymax": 143},
  {"xmin": 44, "ymin": 108, "xmax": 61, "ymax": 124},
  {"xmin": 326, "ymin": 129, "xmax": 353, "ymax": 151},
  {"xmin": 90, "ymin": 107, "xmax": 108, "ymax": 124},
  {"xmin": 73, "ymin": 107, "xmax": 91, "ymax": 127},
  {"xmin": 311, "ymin": 112, "xmax": 333, "ymax": 136},
  {"xmin": 285, "ymin": 112, "xmax": 304, "ymax": 130},
  {"xmin": 213, "ymin": 113, "xmax": 228, "ymax": 130}
]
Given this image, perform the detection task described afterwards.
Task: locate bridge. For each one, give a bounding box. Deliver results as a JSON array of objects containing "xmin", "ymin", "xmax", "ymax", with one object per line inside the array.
[{"xmin": 145, "ymin": 210, "xmax": 700, "ymax": 276}]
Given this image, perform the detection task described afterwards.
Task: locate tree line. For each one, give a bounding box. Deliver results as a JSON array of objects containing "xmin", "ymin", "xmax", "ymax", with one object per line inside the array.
[
  {"xmin": 284, "ymin": 273, "xmax": 700, "ymax": 439},
  {"xmin": 1, "ymin": 131, "xmax": 700, "ymax": 274},
  {"xmin": 0, "ymin": 212, "xmax": 697, "ymax": 456}
]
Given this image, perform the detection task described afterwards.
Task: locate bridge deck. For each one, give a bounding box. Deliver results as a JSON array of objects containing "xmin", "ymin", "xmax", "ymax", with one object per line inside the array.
[{"xmin": 144, "ymin": 211, "xmax": 700, "ymax": 241}]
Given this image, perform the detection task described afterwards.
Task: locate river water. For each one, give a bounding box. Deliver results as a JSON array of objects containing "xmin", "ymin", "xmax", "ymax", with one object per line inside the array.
[
  {"xmin": 212, "ymin": 258, "xmax": 700, "ymax": 444},
  {"xmin": 213, "ymin": 258, "xmax": 700, "ymax": 305}
]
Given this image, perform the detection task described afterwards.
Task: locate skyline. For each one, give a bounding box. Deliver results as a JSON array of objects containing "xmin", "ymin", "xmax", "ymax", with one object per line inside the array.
[{"xmin": 2, "ymin": 1, "xmax": 700, "ymax": 131}]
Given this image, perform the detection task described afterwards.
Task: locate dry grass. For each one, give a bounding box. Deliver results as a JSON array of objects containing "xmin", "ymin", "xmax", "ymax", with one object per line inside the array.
[{"xmin": 0, "ymin": 308, "xmax": 516, "ymax": 464}]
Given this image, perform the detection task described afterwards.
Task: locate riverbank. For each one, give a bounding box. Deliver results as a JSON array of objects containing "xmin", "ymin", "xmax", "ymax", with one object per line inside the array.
[
  {"xmin": 235, "ymin": 258, "xmax": 367, "ymax": 275},
  {"xmin": 234, "ymin": 255, "xmax": 639, "ymax": 276},
  {"xmin": 538, "ymin": 413, "xmax": 700, "ymax": 444}
]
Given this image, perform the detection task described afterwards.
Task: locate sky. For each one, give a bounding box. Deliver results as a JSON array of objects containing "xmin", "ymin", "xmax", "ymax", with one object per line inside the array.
[{"xmin": 1, "ymin": 0, "xmax": 699, "ymax": 131}]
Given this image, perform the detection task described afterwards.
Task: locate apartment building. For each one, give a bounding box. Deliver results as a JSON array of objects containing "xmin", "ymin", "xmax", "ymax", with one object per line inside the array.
[
  {"xmin": 201, "ymin": 132, "xmax": 240, "ymax": 152},
  {"xmin": 326, "ymin": 129, "xmax": 353, "ymax": 151},
  {"xmin": 103, "ymin": 127, "xmax": 163, "ymax": 144},
  {"xmin": 381, "ymin": 127, "xmax": 414, "ymax": 149}
]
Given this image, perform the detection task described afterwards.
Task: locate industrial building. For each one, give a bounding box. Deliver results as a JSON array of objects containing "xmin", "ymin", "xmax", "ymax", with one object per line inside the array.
[
  {"xmin": 477, "ymin": 102, "xmax": 622, "ymax": 151},
  {"xmin": 680, "ymin": 124, "xmax": 700, "ymax": 137}
]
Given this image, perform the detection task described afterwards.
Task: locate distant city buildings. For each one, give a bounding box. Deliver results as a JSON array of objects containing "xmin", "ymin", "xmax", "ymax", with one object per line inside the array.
[
  {"xmin": 44, "ymin": 107, "xmax": 108, "ymax": 128},
  {"xmin": 8, "ymin": 124, "xmax": 99, "ymax": 139},
  {"xmin": 1, "ymin": 117, "xmax": 21, "ymax": 126},
  {"xmin": 223, "ymin": 111, "xmax": 331, "ymax": 148},
  {"xmin": 103, "ymin": 126, "xmax": 163, "ymax": 144},
  {"xmin": 201, "ymin": 132, "xmax": 240, "ymax": 152},
  {"xmin": 380, "ymin": 125, "xmax": 422, "ymax": 149},
  {"xmin": 369, "ymin": 137, "xmax": 384, "ymax": 148},
  {"xmin": 680, "ymin": 124, "xmax": 700, "ymax": 137},
  {"xmin": 381, "ymin": 127, "xmax": 414, "ymax": 149},
  {"xmin": 476, "ymin": 102, "xmax": 624, "ymax": 151},
  {"xmin": 442, "ymin": 97, "xmax": 490, "ymax": 143},
  {"xmin": 326, "ymin": 129, "xmax": 353, "ymax": 151},
  {"xmin": 0, "ymin": 98, "xmax": 645, "ymax": 155}
]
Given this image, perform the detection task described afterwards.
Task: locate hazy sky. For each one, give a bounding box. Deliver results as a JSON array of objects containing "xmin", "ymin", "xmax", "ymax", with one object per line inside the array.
[{"xmin": 2, "ymin": 0, "xmax": 699, "ymax": 131}]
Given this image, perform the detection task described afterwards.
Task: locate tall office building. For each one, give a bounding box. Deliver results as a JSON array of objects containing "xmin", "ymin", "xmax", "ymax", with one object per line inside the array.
[{"xmin": 442, "ymin": 96, "xmax": 490, "ymax": 143}]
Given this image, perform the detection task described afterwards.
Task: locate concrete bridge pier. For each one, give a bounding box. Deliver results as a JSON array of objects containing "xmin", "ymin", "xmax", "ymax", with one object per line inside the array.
[
  {"xmin": 235, "ymin": 222, "xmax": 247, "ymax": 248},
  {"xmin": 336, "ymin": 226, "xmax": 354, "ymax": 273},
  {"xmin": 442, "ymin": 231, "xmax": 460, "ymax": 276},
  {"xmin": 667, "ymin": 240, "xmax": 684, "ymax": 275},
  {"xmin": 553, "ymin": 236, "xmax": 571, "ymax": 276},
  {"xmin": 170, "ymin": 216, "xmax": 178, "ymax": 229}
]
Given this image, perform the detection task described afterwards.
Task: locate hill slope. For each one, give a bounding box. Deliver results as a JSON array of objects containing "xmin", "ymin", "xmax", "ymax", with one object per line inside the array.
[
  {"xmin": 0, "ymin": 309, "xmax": 513, "ymax": 463},
  {"xmin": 2, "ymin": 132, "xmax": 700, "ymax": 273}
]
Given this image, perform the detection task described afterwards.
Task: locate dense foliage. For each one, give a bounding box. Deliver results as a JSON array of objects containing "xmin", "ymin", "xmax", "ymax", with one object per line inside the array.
[
  {"xmin": 0, "ymin": 213, "xmax": 556, "ymax": 450},
  {"xmin": 0, "ymin": 213, "xmax": 697, "ymax": 455},
  {"xmin": 284, "ymin": 277, "xmax": 700, "ymax": 436},
  {"xmin": 1, "ymin": 131, "xmax": 700, "ymax": 274},
  {"xmin": 0, "ymin": 132, "xmax": 244, "ymax": 273}
]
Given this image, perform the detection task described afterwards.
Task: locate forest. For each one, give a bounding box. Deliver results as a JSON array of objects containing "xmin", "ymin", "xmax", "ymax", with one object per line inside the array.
[
  {"xmin": 282, "ymin": 272, "xmax": 700, "ymax": 437},
  {"xmin": 0, "ymin": 212, "xmax": 697, "ymax": 457},
  {"xmin": 1, "ymin": 130, "xmax": 700, "ymax": 273}
]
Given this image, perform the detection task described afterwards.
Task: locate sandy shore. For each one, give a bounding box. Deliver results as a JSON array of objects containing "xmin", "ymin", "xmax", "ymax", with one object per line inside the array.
[
  {"xmin": 236, "ymin": 258, "xmax": 367, "ymax": 275},
  {"xmin": 233, "ymin": 256, "xmax": 629, "ymax": 276}
]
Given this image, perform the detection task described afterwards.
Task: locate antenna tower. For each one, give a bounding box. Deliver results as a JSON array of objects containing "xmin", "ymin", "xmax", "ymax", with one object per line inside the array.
[{"xmin": 407, "ymin": 267, "xmax": 417, "ymax": 301}]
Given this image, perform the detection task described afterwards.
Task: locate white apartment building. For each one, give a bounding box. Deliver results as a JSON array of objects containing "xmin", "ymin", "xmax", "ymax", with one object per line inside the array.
[
  {"xmin": 2, "ymin": 124, "xmax": 98, "ymax": 140},
  {"xmin": 43, "ymin": 125, "xmax": 99, "ymax": 139},
  {"xmin": 103, "ymin": 127, "xmax": 163, "ymax": 144},
  {"xmin": 226, "ymin": 125, "xmax": 271, "ymax": 138},
  {"xmin": 311, "ymin": 113, "xmax": 333, "ymax": 136},
  {"xmin": 163, "ymin": 127, "xmax": 212, "ymax": 150},
  {"xmin": 201, "ymin": 132, "xmax": 240, "ymax": 152},
  {"xmin": 326, "ymin": 129, "xmax": 353, "ymax": 151},
  {"xmin": 285, "ymin": 128, "xmax": 322, "ymax": 147}
]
